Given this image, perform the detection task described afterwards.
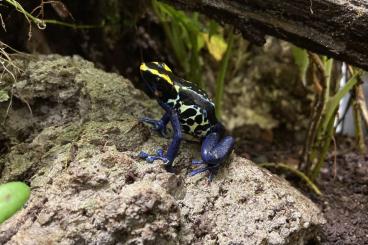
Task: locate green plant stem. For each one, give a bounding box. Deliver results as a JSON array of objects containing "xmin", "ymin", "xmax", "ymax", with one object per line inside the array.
[
  {"xmin": 354, "ymin": 81, "xmax": 368, "ymax": 131},
  {"xmin": 353, "ymin": 80, "xmax": 368, "ymax": 154},
  {"xmin": 5, "ymin": 0, "xmax": 100, "ymax": 29},
  {"xmin": 260, "ymin": 163, "xmax": 322, "ymax": 196},
  {"xmin": 301, "ymin": 88, "xmax": 323, "ymax": 171},
  {"xmin": 323, "ymin": 57, "xmax": 333, "ymax": 99},
  {"xmin": 307, "ymin": 58, "xmax": 333, "ymax": 176},
  {"xmin": 5, "ymin": 0, "xmax": 43, "ymax": 26},
  {"xmin": 335, "ymin": 94, "xmax": 353, "ymax": 129},
  {"xmin": 310, "ymin": 113, "xmax": 336, "ymax": 180},
  {"xmin": 215, "ymin": 28, "xmax": 234, "ymax": 119},
  {"xmin": 353, "ymin": 88, "xmax": 366, "ymax": 154},
  {"xmin": 42, "ymin": 19, "xmax": 101, "ymax": 29},
  {"xmin": 304, "ymin": 53, "xmax": 328, "ymax": 174},
  {"xmin": 309, "ymin": 72, "xmax": 358, "ymax": 179}
]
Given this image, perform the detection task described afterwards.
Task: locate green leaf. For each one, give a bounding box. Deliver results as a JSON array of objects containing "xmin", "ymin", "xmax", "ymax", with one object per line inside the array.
[
  {"xmin": 291, "ymin": 46, "xmax": 309, "ymax": 86},
  {"xmin": 0, "ymin": 90, "xmax": 9, "ymax": 102},
  {"xmin": 0, "ymin": 182, "xmax": 31, "ymax": 224},
  {"xmin": 322, "ymin": 73, "xmax": 358, "ymax": 132},
  {"xmin": 260, "ymin": 163, "xmax": 322, "ymax": 195}
]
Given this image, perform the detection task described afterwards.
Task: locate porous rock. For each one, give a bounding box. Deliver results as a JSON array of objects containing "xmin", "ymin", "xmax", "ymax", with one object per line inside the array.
[{"xmin": 0, "ymin": 55, "xmax": 324, "ymax": 244}]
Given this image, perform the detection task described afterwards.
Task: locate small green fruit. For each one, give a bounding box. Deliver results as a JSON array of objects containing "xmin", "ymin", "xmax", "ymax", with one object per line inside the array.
[{"xmin": 0, "ymin": 182, "xmax": 31, "ymax": 224}]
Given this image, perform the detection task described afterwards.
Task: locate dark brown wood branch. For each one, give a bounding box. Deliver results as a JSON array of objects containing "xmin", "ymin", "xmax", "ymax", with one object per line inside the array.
[{"xmin": 164, "ymin": 0, "xmax": 368, "ymax": 70}]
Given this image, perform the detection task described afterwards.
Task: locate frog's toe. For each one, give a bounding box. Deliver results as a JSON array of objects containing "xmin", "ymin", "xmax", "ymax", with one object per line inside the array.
[
  {"xmin": 138, "ymin": 150, "xmax": 169, "ymax": 164},
  {"xmin": 139, "ymin": 151, "xmax": 153, "ymax": 163},
  {"xmin": 139, "ymin": 117, "xmax": 156, "ymax": 124},
  {"xmin": 190, "ymin": 167, "xmax": 209, "ymax": 176},
  {"xmin": 140, "ymin": 117, "xmax": 167, "ymax": 137},
  {"xmin": 139, "ymin": 151, "xmax": 149, "ymax": 159},
  {"xmin": 192, "ymin": 159, "xmax": 204, "ymax": 165},
  {"xmin": 155, "ymin": 148, "xmax": 164, "ymax": 157}
]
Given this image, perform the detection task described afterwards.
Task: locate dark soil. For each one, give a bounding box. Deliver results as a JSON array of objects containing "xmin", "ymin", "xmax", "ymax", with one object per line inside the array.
[
  {"xmin": 318, "ymin": 151, "xmax": 368, "ymax": 244},
  {"xmin": 236, "ymin": 133, "xmax": 368, "ymax": 244}
]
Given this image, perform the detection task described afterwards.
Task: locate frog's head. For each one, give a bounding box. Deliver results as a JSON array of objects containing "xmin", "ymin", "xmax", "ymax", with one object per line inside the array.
[{"xmin": 140, "ymin": 62, "xmax": 176, "ymax": 100}]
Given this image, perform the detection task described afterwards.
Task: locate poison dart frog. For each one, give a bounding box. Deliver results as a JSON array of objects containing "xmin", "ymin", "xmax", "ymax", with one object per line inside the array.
[{"xmin": 138, "ymin": 62, "xmax": 235, "ymax": 180}]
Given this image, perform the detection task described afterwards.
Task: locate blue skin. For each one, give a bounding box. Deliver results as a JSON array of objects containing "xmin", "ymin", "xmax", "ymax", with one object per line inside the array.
[
  {"xmin": 139, "ymin": 103, "xmax": 234, "ymax": 181},
  {"xmin": 138, "ymin": 63, "xmax": 234, "ymax": 180}
]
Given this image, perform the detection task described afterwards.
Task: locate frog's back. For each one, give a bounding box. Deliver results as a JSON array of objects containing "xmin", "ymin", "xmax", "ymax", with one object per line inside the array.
[{"xmin": 166, "ymin": 78, "xmax": 218, "ymax": 138}]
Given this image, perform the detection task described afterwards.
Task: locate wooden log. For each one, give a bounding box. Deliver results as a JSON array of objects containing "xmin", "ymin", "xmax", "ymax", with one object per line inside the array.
[{"xmin": 164, "ymin": 0, "xmax": 368, "ymax": 70}]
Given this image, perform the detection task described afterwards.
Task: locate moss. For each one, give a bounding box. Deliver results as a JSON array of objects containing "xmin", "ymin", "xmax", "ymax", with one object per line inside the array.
[
  {"xmin": 0, "ymin": 143, "xmax": 43, "ymax": 182},
  {"xmin": 0, "ymin": 54, "xmax": 155, "ymax": 184}
]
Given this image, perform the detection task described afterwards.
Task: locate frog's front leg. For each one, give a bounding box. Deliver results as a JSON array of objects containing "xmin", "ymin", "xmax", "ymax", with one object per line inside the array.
[
  {"xmin": 139, "ymin": 110, "xmax": 182, "ymax": 166},
  {"xmin": 191, "ymin": 131, "xmax": 235, "ymax": 181},
  {"xmin": 140, "ymin": 112, "xmax": 170, "ymax": 137}
]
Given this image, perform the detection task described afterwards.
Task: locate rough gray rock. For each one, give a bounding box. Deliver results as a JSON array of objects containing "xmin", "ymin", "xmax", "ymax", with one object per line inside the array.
[{"xmin": 0, "ymin": 55, "xmax": 325, "ymax": 244}]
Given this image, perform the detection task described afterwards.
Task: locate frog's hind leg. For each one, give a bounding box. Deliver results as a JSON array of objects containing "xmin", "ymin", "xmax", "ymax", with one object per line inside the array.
[{"xmin": 190, "ymin": 132, "xmax": 234, "ymax": 180}]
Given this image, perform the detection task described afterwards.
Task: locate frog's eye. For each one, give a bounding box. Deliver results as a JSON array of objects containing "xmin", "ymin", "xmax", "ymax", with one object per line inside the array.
[{"xmin": 156, "ymin": 73, "xmax": 173, "ymax": 85}]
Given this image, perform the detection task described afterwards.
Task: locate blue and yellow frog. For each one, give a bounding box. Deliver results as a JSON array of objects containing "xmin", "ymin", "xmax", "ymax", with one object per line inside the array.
[{"xmin": 139, "ymin": 62, "xmax": 235, "ymax": 180}]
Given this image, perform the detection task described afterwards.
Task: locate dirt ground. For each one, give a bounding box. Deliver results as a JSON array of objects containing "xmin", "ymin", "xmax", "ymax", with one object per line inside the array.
[
  {"xmin": 236, "ymin": 134, "xmax": 368, "ymax": 244},
  {"xmin": 318, "ymin": 150, "xmax": 368, "ymax": 244}
]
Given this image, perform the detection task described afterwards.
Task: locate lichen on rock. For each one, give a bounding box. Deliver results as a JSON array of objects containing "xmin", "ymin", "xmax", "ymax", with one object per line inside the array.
[{"xmin": 0, "ymin": 55, "xmax": 324, "ymax": 244}]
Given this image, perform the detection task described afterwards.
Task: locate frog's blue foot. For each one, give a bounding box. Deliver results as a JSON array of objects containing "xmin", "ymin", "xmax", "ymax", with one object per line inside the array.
[
  {"xmin": 140, "ymin": 116, "xmax": 168, "ymax": 137},
  {"xmin": 139, "ymin": 148, "xmax": 170, "ymax": 164},
  {"xmin": 190, "ymin": 132, "xmax": 235, "ymax": 181},
  {"xmin": 190, "ymin": 159, "xmax": 211, "ymax": 179}
]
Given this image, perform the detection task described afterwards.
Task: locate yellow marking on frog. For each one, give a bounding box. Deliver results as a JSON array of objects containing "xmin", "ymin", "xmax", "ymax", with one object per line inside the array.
[
  {"xmin": 162, "ymin": 63, "xmax": 172, "ymax": 72},
  {"xmin": 140, "ymin": 63, "xmax": 173, "ymax": 85},
  {"xmin": 152, "ymin": 69, "xmax": 173, "ymax": 85},
  {"xmin": 153, "ymin": 62, "xmax": 172, "ymax": 72},
  {"xmin": 140, "ymin": 63, "xmax": 150, "ymax": 72},
  {"xmin": 174, "ymin": 85, "xmax": 180, "ymax": 92}
]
